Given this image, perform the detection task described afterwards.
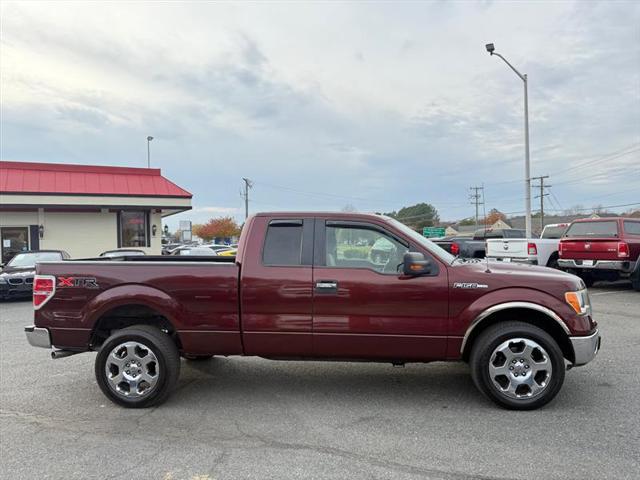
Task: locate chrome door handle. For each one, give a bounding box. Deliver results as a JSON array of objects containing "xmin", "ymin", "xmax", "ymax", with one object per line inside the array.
[{"xmin": 315, "ymin": 280, "xmax": 338, "ymax": 293}]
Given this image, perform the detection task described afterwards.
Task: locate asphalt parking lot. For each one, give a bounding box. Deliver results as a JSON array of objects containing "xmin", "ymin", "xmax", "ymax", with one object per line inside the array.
[{"xmin": 1, "ymin": 284, "xmax": 638, "ymax": 480}]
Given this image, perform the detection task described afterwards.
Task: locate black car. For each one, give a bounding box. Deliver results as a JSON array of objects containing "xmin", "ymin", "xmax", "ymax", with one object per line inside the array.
[{"xmin": 0, "ymin": 250, "xmax": 70, "ymax": 300}]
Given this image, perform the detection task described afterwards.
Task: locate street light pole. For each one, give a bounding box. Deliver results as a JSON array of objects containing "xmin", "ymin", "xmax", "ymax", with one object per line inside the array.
[
  {"xmin": 146, "ymin": 136, "xmax": 154, "ymax": 168},
  {"xmin": 485, "ymin": 43, "xmax": 532, "ymax": 239}
]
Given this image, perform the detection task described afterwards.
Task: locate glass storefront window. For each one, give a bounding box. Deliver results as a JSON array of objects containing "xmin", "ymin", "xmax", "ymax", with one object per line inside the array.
[{"xmin": 119, "ymin": 211, "xmax": 149, "ymax": 248}]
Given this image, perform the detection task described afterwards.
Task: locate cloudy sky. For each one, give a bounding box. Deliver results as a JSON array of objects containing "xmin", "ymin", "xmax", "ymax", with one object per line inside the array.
[{"xmin": 1, "ymin": 1, "xmax": 639, "ymax": 228}]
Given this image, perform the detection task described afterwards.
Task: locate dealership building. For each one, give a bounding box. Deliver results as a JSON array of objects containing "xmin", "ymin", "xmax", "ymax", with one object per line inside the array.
[{"xmin": 0, "ymin": 161, "xmax": 192, "ymax": 262}]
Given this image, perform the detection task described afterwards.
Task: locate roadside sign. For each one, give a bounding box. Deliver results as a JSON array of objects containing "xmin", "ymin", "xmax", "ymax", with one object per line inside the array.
[{"xmin": 423, "ymin": 227, "xmax": 445, "ymax": 238}]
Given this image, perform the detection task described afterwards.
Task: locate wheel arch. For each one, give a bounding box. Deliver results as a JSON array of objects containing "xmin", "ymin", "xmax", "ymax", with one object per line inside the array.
[
  {"xmin": 461, "ymin": 302, "xmax": 575, "ymax": 363},
  {"xmin": 86, "ymin": 285, "xmax": 183, "ymax": 350}
]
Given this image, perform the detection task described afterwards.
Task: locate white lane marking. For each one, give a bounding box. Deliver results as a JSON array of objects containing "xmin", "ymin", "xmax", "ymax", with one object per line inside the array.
[{"xmin": 590, "ymin": 290, "xmax": 631, "ymax": 296}]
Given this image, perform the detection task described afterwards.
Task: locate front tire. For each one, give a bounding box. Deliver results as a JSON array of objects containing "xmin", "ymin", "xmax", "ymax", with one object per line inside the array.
[
  {"xmin": 95, "ymin": 325, "xmax": 180, "ymax": 408},
  {"xmin": 470, "ymin": 321, "xmax": 565, "ymax": 410}
]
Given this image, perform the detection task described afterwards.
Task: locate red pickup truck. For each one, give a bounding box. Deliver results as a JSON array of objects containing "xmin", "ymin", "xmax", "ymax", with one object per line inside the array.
[
  {"xmin": 558, "ymin": 217, "xmax": 640, "ymax": 290},
  {"xmin": 25, "ymin": 212, "xmax": 600, "ymax": 410}
]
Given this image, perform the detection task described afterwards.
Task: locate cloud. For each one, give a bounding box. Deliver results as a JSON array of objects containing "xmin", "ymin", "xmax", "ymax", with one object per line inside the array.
[{"xmin": 1, "ymin": 0, "xmax": 638, "ymax": 229}]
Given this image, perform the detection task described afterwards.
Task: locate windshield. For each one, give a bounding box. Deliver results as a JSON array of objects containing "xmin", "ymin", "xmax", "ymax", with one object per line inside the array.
[
  {"xmin": 7, "ymin": 252, "xmax": 62, "ymax": 268},
  {"xmin": 564, "ymin": 221, "xmax": 618, "ymax": 238},
  {"xmin": 541, "ymin": 225, "xmax": 567, "ymax": 239},
  {"xmin": 385, "ymin": 217, "xmax": 456, "ymax": 264}
]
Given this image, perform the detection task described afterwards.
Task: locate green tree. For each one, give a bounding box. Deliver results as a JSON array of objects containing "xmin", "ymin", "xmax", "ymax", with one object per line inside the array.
[
  {"xmin": 385, "ymin": 203, "xmax": 440, "ymax": 231},
  {"xmin": 458, "ymin": 217, "xmax": 475, "ymax": 226}
]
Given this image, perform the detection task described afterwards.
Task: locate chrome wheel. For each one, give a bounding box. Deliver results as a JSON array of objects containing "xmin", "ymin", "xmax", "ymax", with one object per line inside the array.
[
  {"xmin": 488, "ymin": 338, "xmax": 552, "ymax": 400},
  {"xmin": 104, "ymin": 341, "xmax": 159, "ymax": 398}
]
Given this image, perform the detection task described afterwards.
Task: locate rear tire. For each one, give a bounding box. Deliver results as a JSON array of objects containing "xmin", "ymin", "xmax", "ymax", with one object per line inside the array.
[
  {"xmin": 470, "ymin": 321, "xmax": 565, "ymax": 410},
  {"xmin": 631, "ymin": 268, "xmax": 640, "ymax": 291},
  {"xmin": 579, "ymin": 273, "xmax": 595, "ymax": 288},
  {"xmin": 546, "ymin": 254, "xmax": 560, "ymax": 270},
  {"xmin": 95, "ymin": 325, "xmax": 180, "ymax": 408}
]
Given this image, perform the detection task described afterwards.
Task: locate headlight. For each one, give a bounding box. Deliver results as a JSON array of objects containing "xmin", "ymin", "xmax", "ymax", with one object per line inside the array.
[
  {"xmin": 565, "ymin": 289, "xmax": 591, "ymax": 316},
  {"xmin": 0, "ymin": 276, "xmax": 7, "ymax": 284}
]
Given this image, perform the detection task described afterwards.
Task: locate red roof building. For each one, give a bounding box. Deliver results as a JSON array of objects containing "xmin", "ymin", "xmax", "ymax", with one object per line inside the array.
[{"xmin": 0, "ymin": 161, "xmax": 192, "ymax": 260}]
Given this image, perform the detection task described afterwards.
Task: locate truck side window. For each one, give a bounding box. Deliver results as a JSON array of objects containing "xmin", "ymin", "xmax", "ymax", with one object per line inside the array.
[
  {"xmin": 624, "ymin": 221, "xmax": 640, "ymax": 235},
  {"xmin": 263, "ymin": 222, "xmax": 303, "ymax": 266},
  {"xmin": 326, "ymin": 225, "xmax": 408, "ymax": 274}
]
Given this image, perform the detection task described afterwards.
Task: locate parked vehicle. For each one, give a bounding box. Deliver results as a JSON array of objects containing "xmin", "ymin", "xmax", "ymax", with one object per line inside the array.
[
  {"xmin": 486, "ymin": 223, "xmax": 568, "ymax": 268},
  {"xmin": 432, "ymin": 236, "xmax": 471, "ymax": 255},
  {"xmin": 100, "ymin": 249, "xmax": 146, "ymax": 258},
  {"xmin": 171, "ymin": 246, "xmax": 218, "ymax": 256},
  {"xmin": 435, "ymin": 228, "xmax": 526, "ymax": 258},
  {"xmin": 204, "ymin": 244, "xmax": 234, "ymax": 254},
  {"xmin": 0, "ymin": 250, "xmax": 70, "ymax": 300},
  {"xmin": 558, "ymin": 217, "xmax": 640, "ymax": 289},
  {"xmin": 161, "ymin": 243, "xmax": 182, "ymax": 255},
  {"xmin": 216, "ymin": 248, "xmax": 237, "ymax": 257},
  {"xmin": 25, "ymin": 212, "xmax": 599, "ymax": 410}
]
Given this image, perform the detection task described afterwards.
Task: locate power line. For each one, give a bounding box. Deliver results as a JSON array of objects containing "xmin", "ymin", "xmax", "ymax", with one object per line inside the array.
[
  {"xmin": 481, "ymin": 143, "xmax": 639, "ymax": 188},
  {"xmin": 551, "ymin": 144, "xmax": 640, "ymax": 176}
]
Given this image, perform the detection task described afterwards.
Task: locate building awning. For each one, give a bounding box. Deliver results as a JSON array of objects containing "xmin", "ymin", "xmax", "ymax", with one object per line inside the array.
[
  {"xmin": 0, "ymin": 161, "xmax": 191, "ymax": 216},
  {"xmin": 0, "ymin": 161, "xmax": 192, "ymax": 198}
]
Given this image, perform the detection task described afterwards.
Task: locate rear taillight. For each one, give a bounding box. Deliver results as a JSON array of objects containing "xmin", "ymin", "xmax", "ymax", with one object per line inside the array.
[
  {"xmin": 451, "ymin": 242, "xmax": 460, "ymax": 256},
  {"xmin": 527, "ymin": 242, "xmax": 537, "ymax": 256},
  {"xmin": 617, "ymin": 242, "xmax": 629, "ymax": 258},
  {"xmin": 558, "ymin": 242, "xmax": 564, "ymax": 257},
  {"xmin": 33, "ymin": 275, "xmax": 56, "ymax": 310}
]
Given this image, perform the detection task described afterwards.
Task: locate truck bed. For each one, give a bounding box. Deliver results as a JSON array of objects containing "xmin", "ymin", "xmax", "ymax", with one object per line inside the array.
[{"xmin": 34, "ymin": 258, "xmax": 242, "ymax": 355}]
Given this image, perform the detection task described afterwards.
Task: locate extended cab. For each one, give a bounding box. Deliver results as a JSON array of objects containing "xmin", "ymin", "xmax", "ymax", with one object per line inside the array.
[
  {"xmin": 486, "ymin": 223, "xmax": 568, "ymax": 268},
  {"xmin": 25, "ymin": 212, "xmax": 600, "ymax": 410},
  {"xmin": 558, "ymin": 217, "xmax": 640, "ymax": 289}
]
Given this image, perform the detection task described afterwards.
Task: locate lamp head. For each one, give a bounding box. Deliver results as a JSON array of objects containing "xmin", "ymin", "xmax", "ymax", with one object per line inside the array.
[
  {"xmin": 147, "ymin": 136, "xmax": 154, "ymax": 141},
  {"xmin": 485, "ymin": 43, "xmax": 495, "ymax": 54}
]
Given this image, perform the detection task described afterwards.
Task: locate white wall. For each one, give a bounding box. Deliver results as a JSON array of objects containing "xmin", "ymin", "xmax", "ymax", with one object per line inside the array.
[
  {"xmin": 40, "ymin": 211, "xmax": 118, "ymax": 257},
  {"xmin": 1, "ymin": 210, "xmax": 163, "ymax": 258}
]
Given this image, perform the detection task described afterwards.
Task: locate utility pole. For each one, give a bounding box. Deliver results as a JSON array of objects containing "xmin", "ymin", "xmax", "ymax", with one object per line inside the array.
[
  {"xmin": 532, "ymin": 175, "xmax": 550, "ymax": 232},
  {"xmin": 241, "ymin": 178, "xmax": 253, "ymax": 219},
  {"xmin": 469, "ymin": 186, "xmax": 485, "ymax": 229}
]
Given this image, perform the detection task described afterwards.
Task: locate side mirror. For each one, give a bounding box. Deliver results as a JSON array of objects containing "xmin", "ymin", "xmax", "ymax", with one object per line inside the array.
[{"xmin": 402, "ymin": 252, "xmax": 432, "ymax": 276}]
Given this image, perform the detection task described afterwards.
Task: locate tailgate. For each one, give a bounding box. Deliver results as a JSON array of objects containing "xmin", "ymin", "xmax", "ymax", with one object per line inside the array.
[
  {"xmin": 560, "ymin": 239, "xmax": 620, "ymax": 260},
  {"xmin": 487, "ymin": 239, "xmax": 528, "ymax": 258}
]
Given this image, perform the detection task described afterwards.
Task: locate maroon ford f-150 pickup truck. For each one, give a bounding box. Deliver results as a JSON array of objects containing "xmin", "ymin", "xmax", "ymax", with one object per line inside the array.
[{"xmin": 25, "ymin": 212, "xmax": 600, "ymax": 410}]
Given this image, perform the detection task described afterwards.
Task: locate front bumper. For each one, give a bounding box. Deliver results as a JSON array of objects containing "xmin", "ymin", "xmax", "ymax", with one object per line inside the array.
[
  {"xmin": 570, "ymin": 329, "xmax": 600, "ymax": 367},
  {"xmin": 25, "ymin": 326, "xmax": 51, "ymax": 349},
  {"xmin": 558, "ymin": 259, "xmax": 636, "ymax": 273}
]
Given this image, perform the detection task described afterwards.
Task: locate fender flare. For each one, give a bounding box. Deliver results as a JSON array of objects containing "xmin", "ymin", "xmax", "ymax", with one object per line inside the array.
[
  {"xmin": 84, "ymin": 284, "xmax": 183, "ymax": 336},
  {"xmin": 460, "ymin": 301, "xmax": 570, "ymax": 355}
]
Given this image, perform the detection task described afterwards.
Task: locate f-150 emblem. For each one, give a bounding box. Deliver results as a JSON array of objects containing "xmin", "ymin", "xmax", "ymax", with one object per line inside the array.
[{"xmin": 453, "ymin": 282, "xmax": 488, "ymax": 289}]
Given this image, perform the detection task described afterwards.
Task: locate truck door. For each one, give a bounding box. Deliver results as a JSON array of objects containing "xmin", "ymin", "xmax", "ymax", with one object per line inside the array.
[
  {"xmin": 312, "ymin": 219, "xmax": 448, "ymax": 360},
  {"xmin": 240, "ymin": 217, "xmax": 314, "ymax": 356}
]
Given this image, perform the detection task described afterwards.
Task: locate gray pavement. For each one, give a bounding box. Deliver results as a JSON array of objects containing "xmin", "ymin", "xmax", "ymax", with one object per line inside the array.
[{"xmin": 1, "ymin": 285, "xmax": 639, "ymax": 480}]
